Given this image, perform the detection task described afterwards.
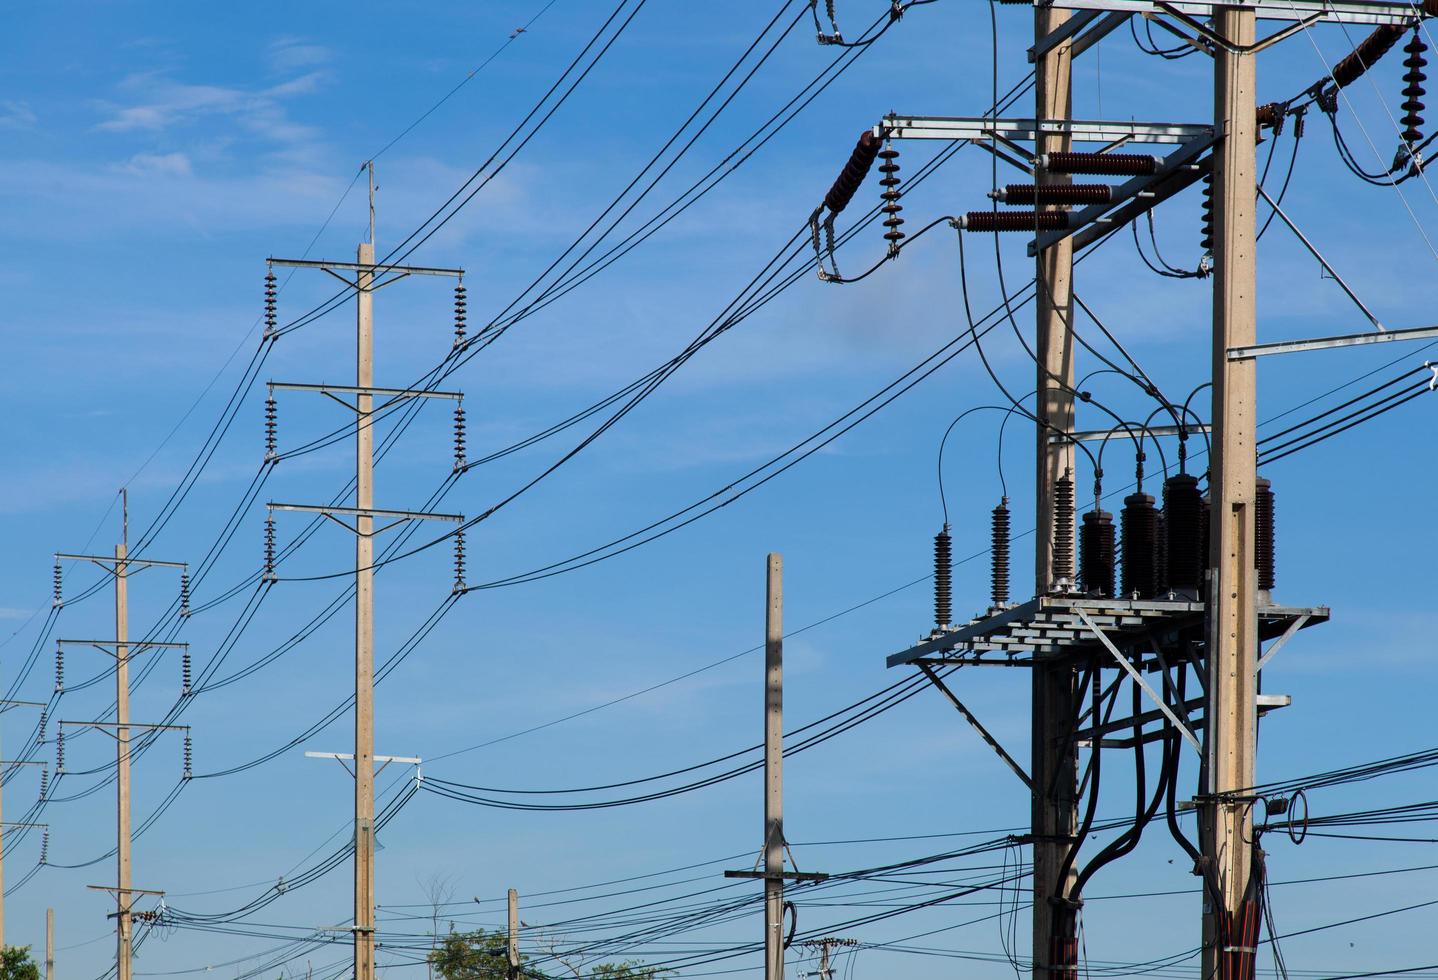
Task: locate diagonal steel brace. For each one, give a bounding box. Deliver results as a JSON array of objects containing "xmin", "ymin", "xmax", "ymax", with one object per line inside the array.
[
  {"xmin": 1072, "ymin": 607, "xmax": 1201, "ymax": 753},
  {"xmin": 918, "ymin": 664, "xmax": 1033, "ymax": 790}
]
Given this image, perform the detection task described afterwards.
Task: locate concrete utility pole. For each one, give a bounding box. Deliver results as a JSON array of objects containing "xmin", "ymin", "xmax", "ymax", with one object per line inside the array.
[
  {"xmin": 763, "ymin": 553, "xmax": 784, "ymax": 980},
  {"xmin": 56, "ymin": 498, "xmax": 187, "ymax": 980},
  {"xmin": 1203, "ymin": 7, "xmax": 1259, "ymax": 977},
  {"xmin": 353, "ymin": 237, "xmax": 378, "ymax": 980},
  {"xmin": 507, "ymin": 889, "xmax": 520, "ymax": 979},
  {"xmin": 46, "ymin": 907, "xmax": 54, "ymax": 980},
  {"xmin": 266, "ymin": 178, "xmax": 464, "ymax": 980},
  {"xmin": 724, "ymin": 554, "xmax": 826, "ymax": 979},
  {"xmin": 1031, "ymin": 7, "xmax": 1080, "ymax": 978}
]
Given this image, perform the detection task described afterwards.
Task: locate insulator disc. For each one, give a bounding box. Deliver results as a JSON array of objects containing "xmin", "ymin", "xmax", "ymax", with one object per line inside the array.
[
  {"xmin": 1121, "ymin": 492, "xmax": 1159, "ymax": 600},
  {"xmin": 1163, "ymin": 474, "xmax": 1203, "ymax": 595},
  {"xmin": 962, "ymin": 210, "xmax": 1069, "ymax": 232},
  {"xmin": 991, "ymin": 500, "xmax": 1011, "ymax": 608},
  {"xmin": 999, "ymin": 183, "xmax": 1113, "ymax": 205},
  {"xmin": 1080, "ymin": 509, "xmax": 1116, "ymax": 598},
  {"xmin": 1042, "ymin": 151, "xmax": 1160, "ymax": 176},
  {"xmin": 1255, "ymin": 477, "xmax": 1276, "ymax": 592},
  {"xmin": 933, "ymin": 527, "xmax": 953, "ymax": 629}
]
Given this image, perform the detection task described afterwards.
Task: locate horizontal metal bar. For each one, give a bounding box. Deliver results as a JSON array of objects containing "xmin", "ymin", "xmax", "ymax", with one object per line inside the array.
[
  {"xmin": 0, "ymin": 760, "xmax": 51, "ymax": 766},
  {"xmin": 1034, "ymin": 0, "xmax": 1424, "ymax": 26},
  {"xmin": 1032, "ymin": 135, "xmax": 1214, "ymax": 254},
  {"xmin": 60, "ymin": 720, "xmax": 189, "ymax": 731},
  {"xmin": 268, "ymin": 257, "xmax": 464, "ymax": 278},
  {"xmin": 304, "ymin": 751, "xmax": 421, "ymax": 764},
  {"xmin": 878, "ymin": 114, "xmax": 1212, "ymax": 145},
  {"xmin": 0, "ymin": 700, "xmax": 47, "ymax": 708},
  {"xmin": 268, "ymin": 502, "xmax": 464, "ymax": 523},
  {"xmin": 57, "ymin": 639, "xmax": 188, "ymax": 649},
  {"xmin": 1228, "ymin": 324, "xmax": 1438, "ymax": 359},
  {"xmin": 55, "ymin": 553, "xmax": 187, "ymax": 570},
  {"xmin": 0, "ymin": 821, "xmax": 48, "ymax": 828},
  {"xmin": 723, "ymin": 870, "xmax": 830, "ymax": 882},
  {"xmin": 269, "ymin": 382, "xmax": 462, "ymax": 401},
  {"xmin": 1050, "ymin": 423, "xmax": 1212, "ymax": 443},
  {"xmin": 87, "ymin": 885, "xmax": 165, "ymax": 896}
]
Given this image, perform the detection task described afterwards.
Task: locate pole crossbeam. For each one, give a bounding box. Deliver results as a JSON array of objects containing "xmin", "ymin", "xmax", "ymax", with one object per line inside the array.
[
  {"xmin": 1031, "ymin": 0, "xmax": 1430, "ymax": 25},
  {"xmin": 55, "ymin": 553, "xmax": 187, "ymax": 571},
  {"xmin": 268, "ymin": 257, "xmax": 464, "ymax": 278}
]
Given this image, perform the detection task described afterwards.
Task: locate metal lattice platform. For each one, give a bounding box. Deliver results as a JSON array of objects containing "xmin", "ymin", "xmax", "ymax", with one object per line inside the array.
[{"xmin": 887, "ymin": 596, "xmax": 1329, "ymax": 668}]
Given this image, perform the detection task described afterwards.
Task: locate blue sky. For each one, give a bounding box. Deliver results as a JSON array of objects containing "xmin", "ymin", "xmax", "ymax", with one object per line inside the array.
[{"xmin": 3, "ymin": 1, "xmax": 1438, "ymax": 977}]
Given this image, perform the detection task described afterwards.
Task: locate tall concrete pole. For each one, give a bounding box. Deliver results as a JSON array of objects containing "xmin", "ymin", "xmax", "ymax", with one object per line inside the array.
[
  {"xmin": 763, "ymin": 554, "xmax": 784, "ymax": 980},
  {"xmin": 1032, "ymin": 9, "xmax": 1080, "ymax": 979},
  {"xmin": 115, "ymin": 540, "xmax": 132, "ymax": 980},
  {"xmin": 1203, "ymin": 7, "xmax": 1259, "ymax": 977},
  {"xmin": 354, "ymin": 240, "xmax": 377, "ymax": 980},
  {"xmin": 46, "ymin": 907, "xmax": 54, "ymax": 980},
  {"xmin": 507, "ymin": 889, "xmax": 520, "ymax": 979},
  {"xmin": 0, "ymin": 751, "xmax": 5, "ymax": 949}
]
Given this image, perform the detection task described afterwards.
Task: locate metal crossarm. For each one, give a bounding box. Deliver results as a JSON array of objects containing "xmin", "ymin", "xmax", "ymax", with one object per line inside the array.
[
  {"xmin": 1228, "ymin": 324, "xmax": 1438, "ymax": 359},
  {"xmin": 1032, "ymin": 0, "xmax": 1430, "ymax": 26},
  {"xmin": 55, "ymin": 553, "xmax": 186, "ymax": 571},
  {"xmin": 269, "ymin": 382, "xmax": 462, "ymax": 401},
  {"xmin": 268, "ymin": 257, "xmax": 464, "ymax": 278},
  {"xmin": 877, "ymin": 114, "xmax": 1213, "ymax": 144},
  {"xmin": 268, "ymin": 503, "xmax": 464, "ymax": 523}
]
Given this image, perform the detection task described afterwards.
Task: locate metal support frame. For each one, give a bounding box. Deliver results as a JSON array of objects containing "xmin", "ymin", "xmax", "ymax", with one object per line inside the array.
[
  {"xmin": 1256, "ymin": 613, "xmax": 1309, "ymax": 671},
  {"xmin": 268, "ymin": 503, "xmax": 463, "ymax": 523},
  {"xmin": 269, "ymin": 382, "xmax": 463, "ymax": 404},
  {"xmin": 1029, "ymin": 0, "xmax": 1428, "ymax": 26},
  {"xmin": 878, "ymin": 114, "xmax": 1211, "ymax": 145}
]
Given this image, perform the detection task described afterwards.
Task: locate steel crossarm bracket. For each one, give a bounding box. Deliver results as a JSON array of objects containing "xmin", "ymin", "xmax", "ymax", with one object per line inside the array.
[
  {"xmin": 1051, "ymin": 422, "xmax": 1211, "ymax": 443},
  {"xmin": 1030, "ymin": 10, "xmax": 1131, "ymax": 62},
  {"xmin": 55, "ymin": 553, "xmax": 186, "ymax": 571},
  {"xmin": 1030, "ymin": 134, "xmax": 1214, "ymax": 255},
  {"xmin": 1256, "ymin": 614, "xmax": 1309, "ymax": 671},
  {"xmin": 270, "ymin": 382, "xmax": 463, "ymax": 407},
  {"xmin": 268, "ymin": 502, "xmax": 463, "ymax": 523},
  {"xmin": 918, "ymin": 664, "xmax": 1033, "ymax": 790},
  {"xmin": 1031, "ymin": 0, "xmax": 1428, "ymax": 27},
  {"xmin": 1072, "ymin": 607, "xmax": 1201, "ymax": 753},
  {"xmin": 268, "ymin": 257, "xmax": 464, "ymax": 278},
  {"xmin": 1228, "ymin": 324, "xmax": 1438, "ymax": 359},
  {"xmin": 877, "ymin": 115, "xmax": 1212, "ymax": 145},
  {"xmin": 1255, "ymin": 185, "xmax": 1383, "ymax": 331}
]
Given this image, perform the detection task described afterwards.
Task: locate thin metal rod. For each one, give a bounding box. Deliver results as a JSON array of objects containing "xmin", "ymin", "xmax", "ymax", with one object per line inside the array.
[
  {"xmin": 1051, "ymin": 422, "xmax": 1211, "ymax": 443},
  {"xmin": 1256, "ymin": 184, "xmax": 1383, "ymax": 330},
  {"xmin": 918, "ymin": 665, "xmax": 1033, "ymax": 789}
]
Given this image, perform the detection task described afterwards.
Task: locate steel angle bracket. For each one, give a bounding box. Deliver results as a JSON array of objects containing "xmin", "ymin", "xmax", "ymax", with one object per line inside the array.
[
  {"xmin": 876, "ymin": 115, "xmax": 1211, "ymax": 145},
  {"xmin": 1030, "ymin": 9, "xmax": 1132, "ymax": 62},
  {"xmin": 1029, "ymin": 134, "xmax": 1214, "ymax": 256},
  {"xmin": 1032, "ymin": 0, "xmax": 1430, "ymax": 27},
  {"xmin": 1071, "ymin": 607, "xmax": 1201, "ymax": 753},
  {"xmin": 917, "ymin": 664, "xmax": 1033, "ymax": 790}
]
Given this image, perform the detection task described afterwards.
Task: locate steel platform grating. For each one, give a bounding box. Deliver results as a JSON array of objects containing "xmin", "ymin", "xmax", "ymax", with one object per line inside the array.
[{"xmin": 887, "ymin": 596, "xmax": 1329, "ymax": 668}]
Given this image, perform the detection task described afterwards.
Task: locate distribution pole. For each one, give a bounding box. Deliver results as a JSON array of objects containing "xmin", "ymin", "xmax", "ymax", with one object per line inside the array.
[
  {"xmin": 1031, "ymin": 7, "xmax": 1080, "ymax": 978},
  {"xmin": 56, "ymin": 502, "xmax": 188, "ymax": 980},
  {"xmin": 266, "ymin": 177, "xmax": 464, "ymax": 980},
  {"xmin": 46, "ymin": 907, "xmax": 54, "ymax": 980},
  {"xmin": 507, "ymin": 889, "xmax": 520, "ymax": 979},
  {"xmin": 1203, "ymin": 7, "xmax": 1260, "ymax": 977},
  {"xmin": 763, "ymin": 553, "xmax": 784, "ymax": 980},
  {"xmin": 115, "ymin": 536, "xmax": 133, "ymax": 980},
  {"xmin": 353, "ymin": 237, "xmax": 377, "ymax": 980}
]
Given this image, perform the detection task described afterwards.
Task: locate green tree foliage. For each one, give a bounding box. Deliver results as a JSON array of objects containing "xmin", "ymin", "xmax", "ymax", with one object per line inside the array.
[
  {"xmin": 428, "ymin": 929, "xmax": 662, "ymax": 980},
  {"xmin": 0, "ymin": 947, "xmax": 40, "ymax": 980}
]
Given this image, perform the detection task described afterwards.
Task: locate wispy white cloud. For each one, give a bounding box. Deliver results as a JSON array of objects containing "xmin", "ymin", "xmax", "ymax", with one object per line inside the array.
[
  {"xmin": 0, "ymin": 100, "xmax": 36, "ymax": 129},
  {"xmin": 122, "ymin": 151, "xmax": 192, "ymax": 177},
  {"xmin": 267, "ymin": 37, "xmax": 332, "ymax": 74}
]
